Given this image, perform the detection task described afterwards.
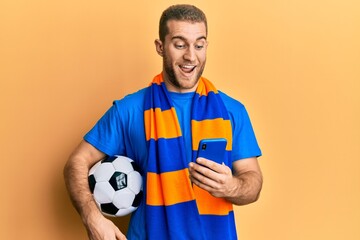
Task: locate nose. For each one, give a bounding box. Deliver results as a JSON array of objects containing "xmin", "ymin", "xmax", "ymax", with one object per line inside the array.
[{"xmin": 183, "ymin": 47, "xmax": 196, "ymax": 62}]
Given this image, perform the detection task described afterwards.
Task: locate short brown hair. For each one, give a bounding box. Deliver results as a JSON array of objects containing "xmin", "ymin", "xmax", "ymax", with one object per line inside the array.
[{"xmin": 159, "ymin": 4, "xmax": 208, "ymax": 42}]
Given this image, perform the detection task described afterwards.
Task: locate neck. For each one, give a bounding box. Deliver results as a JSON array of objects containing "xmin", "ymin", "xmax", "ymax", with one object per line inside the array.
[{"xmin": 161, "ymin": 72, "xmax": 200, "ymax": 93}]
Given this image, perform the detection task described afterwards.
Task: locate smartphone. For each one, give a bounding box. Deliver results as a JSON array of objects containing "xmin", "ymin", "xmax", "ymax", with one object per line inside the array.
[{"xmin": 196, "ymin": 138, "xmax": 227, "ymax": 165}]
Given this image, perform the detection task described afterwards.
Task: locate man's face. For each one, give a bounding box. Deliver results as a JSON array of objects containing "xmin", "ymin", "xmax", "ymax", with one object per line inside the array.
[{"xmin": 156, "ymin": 20, "xmax": 208, "ymax": 93}]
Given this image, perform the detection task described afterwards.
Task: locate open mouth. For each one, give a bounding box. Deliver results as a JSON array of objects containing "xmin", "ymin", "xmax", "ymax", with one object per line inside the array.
[{"xmin": 179, "ymin": 65, "xmax": 196, "ymax": 74}]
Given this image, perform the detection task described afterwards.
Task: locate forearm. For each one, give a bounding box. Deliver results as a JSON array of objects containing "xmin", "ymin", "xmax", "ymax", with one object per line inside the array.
[
  {"xmin": 225, "ymin": 170, "xmax": 263, "ymax": 206},
  {"xmin": 63, "ymin": 141, "xmax": 106, "ymax": 223},
  {"xmin": 64, "ymin": 142, "xmax": 126, "ymax": 240},
  {"xmin": 64, "ymin": 154, "xmax": 101, "ymax": 222}
]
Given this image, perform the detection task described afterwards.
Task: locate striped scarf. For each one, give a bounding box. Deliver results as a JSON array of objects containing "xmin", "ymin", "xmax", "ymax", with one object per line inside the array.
[{"xmin": 144, "ymin": 73, "xmax": 237, "ymax": 239}]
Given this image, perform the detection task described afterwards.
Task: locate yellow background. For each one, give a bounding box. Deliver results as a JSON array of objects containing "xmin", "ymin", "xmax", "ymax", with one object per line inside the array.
[{"xmin": 1, "ymin": 0, "xmax": 359, "ymax": 239}]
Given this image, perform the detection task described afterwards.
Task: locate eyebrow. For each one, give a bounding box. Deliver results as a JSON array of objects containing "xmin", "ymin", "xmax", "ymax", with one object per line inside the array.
[{"xmin": 171, "ymin": 35, "xmax": 207, "ymax": 41}]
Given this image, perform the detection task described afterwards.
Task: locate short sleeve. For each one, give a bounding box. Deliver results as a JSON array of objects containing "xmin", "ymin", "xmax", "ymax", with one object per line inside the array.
[
  {"xmin": 84, "ymin": 103, "xmax": 124, "ymax": 156},
  {"xmin": 219, "ymin": 91, "xmax": 262, "ymax": 161},
  {"xmin": 232, "ymin": 105, "xmax": 262, "ymax": 160}
]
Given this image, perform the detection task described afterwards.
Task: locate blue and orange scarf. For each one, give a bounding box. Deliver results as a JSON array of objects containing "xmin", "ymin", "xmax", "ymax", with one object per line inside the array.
[{"xmin": 144, "ymin": 73, "xmax": 237, "ymax": 239}]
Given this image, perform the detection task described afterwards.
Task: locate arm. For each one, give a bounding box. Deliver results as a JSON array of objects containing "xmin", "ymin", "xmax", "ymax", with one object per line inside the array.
[
  {"xmin": 188, "ymin": 157, "xmax": 263, "ymax": 205},
  {"xmin": 63, "ymin": 140, "xmax": 127, "ymax": 240}
]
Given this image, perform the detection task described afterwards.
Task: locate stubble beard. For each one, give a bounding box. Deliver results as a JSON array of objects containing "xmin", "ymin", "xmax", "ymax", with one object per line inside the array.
[{"xmin": 163, "ymin": 55, "xmax": 205, "ymax": 91}]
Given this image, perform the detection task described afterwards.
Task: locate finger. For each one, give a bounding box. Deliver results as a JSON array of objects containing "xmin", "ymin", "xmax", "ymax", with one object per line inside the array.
[
  {"xmin": 196, "ymin": 157, "xmax": 227, "ymax": 174},
  {"xmin": 189, "ymin": 163, "xmax": 219, "ymax": 189},
  {"xmin": 190, "ymin": 174, "xmax": 214, "ymax": 192},
  {"xmin": 189, "ymin": 162, "xmax": 209, "ymax": 179},
  {"xmin": 114, "ymin": 227, "xmax": 127, "ymax": 240},
  {"xmin": 190, "ymin": 160, "xmax": 222, "ymax": 181}
]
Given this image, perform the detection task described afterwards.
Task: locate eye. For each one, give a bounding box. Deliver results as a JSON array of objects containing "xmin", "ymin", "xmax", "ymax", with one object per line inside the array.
[
  {"xmin": 174, "ymin": 43, "xmax": 186, "ymax": 49},
  {"xmin": 174, "ymin": 41, "xmax": 186, "ymax": 50},
  {"xmin": 195, "ymin": 41, "xmax": 207, "ymax": 50},
  {"xmin": 195, "ymin": 44, "xmax": 204, "ymax": 50}
]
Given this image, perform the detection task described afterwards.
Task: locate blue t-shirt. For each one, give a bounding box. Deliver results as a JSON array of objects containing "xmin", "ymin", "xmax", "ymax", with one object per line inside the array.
[{"xmin": 84, "ymin": 87, "xmax": 261, "ymax": 239}]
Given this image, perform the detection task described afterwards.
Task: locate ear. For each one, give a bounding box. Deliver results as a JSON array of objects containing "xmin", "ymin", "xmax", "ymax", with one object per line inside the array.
[{"xmin": 154, "ymin": 39, "xmax": 164, "ymax": 57}]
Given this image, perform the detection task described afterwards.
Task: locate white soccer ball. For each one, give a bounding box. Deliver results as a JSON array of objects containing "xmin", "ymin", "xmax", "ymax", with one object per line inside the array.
[{"xmin": 88, "ymin": 155, "xmax": 143, "ymax": 217}]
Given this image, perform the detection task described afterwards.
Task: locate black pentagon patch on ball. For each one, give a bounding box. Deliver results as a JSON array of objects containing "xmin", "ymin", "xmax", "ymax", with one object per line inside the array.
[
  {"xmin": 101, "ymin": 203, "xmax": 119, "ymax": 215},
  {"xmin": 131, "ymin": 161, "xmax": 142, "ymax": 175},
  {"xmin": 109, "ymin": 171, "xmax": 127, "ymax": 191},
  {"xmin": 88, "ymin": 174, "xmax": 96, "ymax": 193},
  {"xmin": 132, "ymin": 190, "xmax": 143, "ymax": 207},
  {"xmin": 101, "ymin": 155, "xmax": 117, "ymax": 163}
]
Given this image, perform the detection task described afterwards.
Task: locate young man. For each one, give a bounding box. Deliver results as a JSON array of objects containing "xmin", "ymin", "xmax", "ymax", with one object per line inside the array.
[{"xmin": 64, "ymin": 4, "xmax": 262, "ymax": 240}]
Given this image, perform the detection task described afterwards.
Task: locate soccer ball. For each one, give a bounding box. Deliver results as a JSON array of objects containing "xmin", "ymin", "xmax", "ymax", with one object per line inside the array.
[{"xmin": 88, "ymin": 155, "xmax": 143, "ymax": 217}]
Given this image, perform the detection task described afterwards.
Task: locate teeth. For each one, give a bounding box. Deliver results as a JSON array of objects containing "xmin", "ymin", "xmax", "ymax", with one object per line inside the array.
[{"xmin": 181, "ymin": 65, "xmax": 195, "ymax": 69}]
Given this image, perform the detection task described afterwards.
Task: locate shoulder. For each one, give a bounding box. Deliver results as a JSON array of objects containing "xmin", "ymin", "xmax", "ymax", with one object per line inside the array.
[
  {"xmin": 218, "ymin": 91, "xmax": 252, "ymax": 128},
  {"xmin": 218, "ymin": 91, "xmax": 246, "ymax": 113},
  {"xmin": 113, "ymin": 87, "xmax": 148, "ymax": 113}
]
